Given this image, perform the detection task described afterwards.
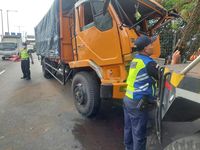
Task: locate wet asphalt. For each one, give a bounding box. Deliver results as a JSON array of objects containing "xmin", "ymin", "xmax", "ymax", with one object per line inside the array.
[
  {"xmin": 0, "ymin": 55, "xmax": 199, "ymax": 150},
  {"xmin": 0, "ymin": 56, "xmax": 125, "ymax": 150}
]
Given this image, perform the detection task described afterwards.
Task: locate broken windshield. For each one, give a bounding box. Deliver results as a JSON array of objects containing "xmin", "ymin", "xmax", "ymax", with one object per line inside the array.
[{"xmin": 111, "ymin": 0, "xmax": 167, "ymax": 35}]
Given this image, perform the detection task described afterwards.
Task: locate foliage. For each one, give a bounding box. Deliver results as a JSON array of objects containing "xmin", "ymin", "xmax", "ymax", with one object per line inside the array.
[
  {"xmin": 158, "ymin": 0, "xmax": 198, "ymax": 21},
  {"xmin": 156, "ymin": 0, "xmax": 200, "ymax": 60}
]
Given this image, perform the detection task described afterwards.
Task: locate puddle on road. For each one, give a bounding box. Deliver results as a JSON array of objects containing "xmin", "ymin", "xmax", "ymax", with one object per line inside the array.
[
  {"xmin": 70, "ymin": 100, "xmax": 185, "ymax": 150},
  {"xmin": 71, "ymin": 101, "xmax": 124, "ymax": 150}
]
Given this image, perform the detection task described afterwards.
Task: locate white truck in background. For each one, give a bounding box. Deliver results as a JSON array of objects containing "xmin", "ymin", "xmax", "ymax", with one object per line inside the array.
[{"xmin": 0, "ymin": 34, "xmax": 22, "ymax": 60}]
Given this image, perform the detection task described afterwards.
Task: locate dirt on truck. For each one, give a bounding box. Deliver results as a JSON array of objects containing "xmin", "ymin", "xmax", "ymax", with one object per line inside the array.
[{"xmin": 35, "ymin": 0, "xmax": 200, "ymax": 149}]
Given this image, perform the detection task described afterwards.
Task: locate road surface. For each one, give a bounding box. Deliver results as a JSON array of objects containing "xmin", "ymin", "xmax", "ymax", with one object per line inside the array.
[
  {"xmin": 0, "ymin": 56, "xmax": 125, "ymax": 150},
  {"xmin": 0, "ymin": 55, "xmax": 199, "ymax": 150}
]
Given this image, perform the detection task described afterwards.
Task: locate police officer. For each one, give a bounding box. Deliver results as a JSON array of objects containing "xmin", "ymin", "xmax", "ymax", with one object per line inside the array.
[
  {"xmin": 123, "ymin": 35, "xmax": 180, "ymax": 150},
  {"xmin": 19, "ymin": 42, "xmax": 34, "ymax": 80}
]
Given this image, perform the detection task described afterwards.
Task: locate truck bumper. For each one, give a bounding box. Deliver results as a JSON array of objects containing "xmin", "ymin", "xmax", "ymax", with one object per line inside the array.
[{"xmin": 100, "ymin": 83, "xmax": 127, "ymax": 99}]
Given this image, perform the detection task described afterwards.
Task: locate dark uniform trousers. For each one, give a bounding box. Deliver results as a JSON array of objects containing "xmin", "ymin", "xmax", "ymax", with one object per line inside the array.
[
  {"xmin": 123, "ymin": 96, "xmax": 148, "ymax": 150},
  {"xmin": 21, "ymin": 58, "xmax": 30, "ymax": 79}
]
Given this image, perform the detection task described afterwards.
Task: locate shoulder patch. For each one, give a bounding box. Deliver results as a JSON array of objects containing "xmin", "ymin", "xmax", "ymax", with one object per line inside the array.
[{"xmin": 130, "ymin": 62, "xmax": 137, "ymax": 68}]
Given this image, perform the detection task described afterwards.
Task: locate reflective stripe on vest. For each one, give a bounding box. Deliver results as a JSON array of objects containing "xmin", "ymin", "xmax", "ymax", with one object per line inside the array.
[
  {"xmin": 125, "ymin": 59, "xmax": 145, "ymax": 99},
  {"xmin": 20, "ymin": 49, "xmax": 29, "ymax": 59}
]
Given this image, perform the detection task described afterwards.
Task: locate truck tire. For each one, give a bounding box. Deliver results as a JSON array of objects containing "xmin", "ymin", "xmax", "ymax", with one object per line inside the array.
[
  {"xmin": 2, "ymin": 56, "xmax": 5, "ymax": 60},
  {"xmin": 42, "ymin": 58, "xmax": 52, "ymax": 79},
  {"xmin": 72, "ymin": 72, "xmax": 101, "ymax": 118},
  {"xmin": 164, "ymin": 134, "xmax": 200, "ymax": 150}
]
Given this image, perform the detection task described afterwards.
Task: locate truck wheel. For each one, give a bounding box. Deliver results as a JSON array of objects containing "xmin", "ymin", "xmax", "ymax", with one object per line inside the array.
[
  {"xmin": 2, "ymin": 56, "xmax": 5, "ymax": 60},
  {"xmin": 164, "ymin": 134, "xmax": 200, "ymax": 150},
  {"xmin": 42, "ymin": 58, "xmax": 52, "ymax": 79},
  {"xmin": 72, "ymin": 72, "xmax": 101, "ymax": 118}
]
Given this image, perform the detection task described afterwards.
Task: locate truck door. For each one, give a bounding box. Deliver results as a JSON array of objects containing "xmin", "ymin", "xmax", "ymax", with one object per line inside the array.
[
  {"xmin": 74, "ymin": 0, "xmax": 123, "ymax": 66},
  {"xmin": 156, "ymin": 69, "xmax": 176, "ymax": 143}
]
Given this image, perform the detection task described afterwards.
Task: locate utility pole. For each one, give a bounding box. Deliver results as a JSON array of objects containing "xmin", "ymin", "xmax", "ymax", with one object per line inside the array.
[
  {"xmin": 0, "ymin": 9, "xmax": 4, "ymax": 39},
  {"xmin": 6, "ymin": 10, "xmax": 18, "ymax": 34}
]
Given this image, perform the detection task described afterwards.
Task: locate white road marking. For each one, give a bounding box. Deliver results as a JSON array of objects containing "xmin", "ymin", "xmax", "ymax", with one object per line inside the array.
[{"xmin": 0, "ymin": 70, "xmax": 5, "ymax": 75}]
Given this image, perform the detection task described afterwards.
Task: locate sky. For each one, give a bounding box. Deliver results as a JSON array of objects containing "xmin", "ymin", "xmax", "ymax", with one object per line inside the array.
[{"xmin": 0, "ymin": 0, "xmax": 54, "ymax": 37}]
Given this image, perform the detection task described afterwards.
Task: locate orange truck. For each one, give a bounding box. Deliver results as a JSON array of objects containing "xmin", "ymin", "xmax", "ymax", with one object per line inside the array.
[{"xmin": 35, "ymin": 0, "xmax": 178, "ymax": 117}]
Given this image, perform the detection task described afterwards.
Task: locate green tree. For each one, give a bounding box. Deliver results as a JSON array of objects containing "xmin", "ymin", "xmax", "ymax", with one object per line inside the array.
[
  {"xmin": 158, "ymin": 0, "xmax": 198, "ymax": 21},
  {"xmin": 177, "ymin": 0, "xmax": 200, "ymax": 55},
  {"xmin": 156, "ymin": 0, "xmax": 200, "ymax": 59}
]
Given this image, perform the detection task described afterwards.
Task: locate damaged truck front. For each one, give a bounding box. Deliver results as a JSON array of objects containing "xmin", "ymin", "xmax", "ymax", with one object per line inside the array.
[
  {"xmin": 35, "ymin": 0, "xmax": 178, "ymax": 117},
  {"xmin": 35, "ymin": 0, "xmax": 200, "ymax": 148}
]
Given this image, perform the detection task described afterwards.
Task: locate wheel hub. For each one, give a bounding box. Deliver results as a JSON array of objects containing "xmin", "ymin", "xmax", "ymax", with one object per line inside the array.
[{"xmin": 74, "ymin": 83, "xmax": 86, "ymax": 105}]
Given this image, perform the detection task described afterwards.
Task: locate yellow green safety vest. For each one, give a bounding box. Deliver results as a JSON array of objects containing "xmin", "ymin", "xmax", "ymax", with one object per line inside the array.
[
  {"xmin": 125, "ymin": 54, "xmax": 156, "ymax": 100},
  {"xmin": 20, "ymin": 48, "xmax": 29, "ymax": 59}
]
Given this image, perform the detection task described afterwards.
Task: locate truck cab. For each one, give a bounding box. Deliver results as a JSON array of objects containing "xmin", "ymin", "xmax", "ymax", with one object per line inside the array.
[
  {"xmin": 35, "ymin": 0, "xmax": 179, "ymax": 117},
  {"xmin": 62, "ymin": 0, "xmax": 178, "ymax": 97}
]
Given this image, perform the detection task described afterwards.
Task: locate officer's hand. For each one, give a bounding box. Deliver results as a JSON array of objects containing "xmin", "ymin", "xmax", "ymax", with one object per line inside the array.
[
  {"xmin": 171, "ymin": 50, "xmax": 181, "ymax": 65},
  {"xmin": 31, "ymin": 61, "xmax": 34, "ymax": 64}
]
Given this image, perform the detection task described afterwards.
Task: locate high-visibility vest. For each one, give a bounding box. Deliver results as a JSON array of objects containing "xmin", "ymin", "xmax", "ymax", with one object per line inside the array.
[
  {"xmin": 20, "ymin": 48, "xmax": 29, "ymax": 59},
  {"xmin": 125, "ymin": 54, "xmax": 156, "ymax": 101}
]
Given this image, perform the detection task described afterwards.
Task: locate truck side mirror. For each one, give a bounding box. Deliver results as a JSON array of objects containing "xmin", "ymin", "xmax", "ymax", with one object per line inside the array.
[{"xmin": 103, "ymin": 0, "xmax": 111, "ymax": 15}]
